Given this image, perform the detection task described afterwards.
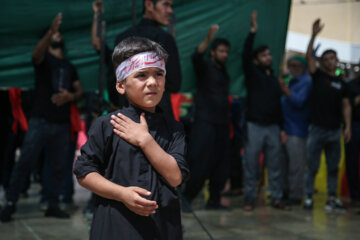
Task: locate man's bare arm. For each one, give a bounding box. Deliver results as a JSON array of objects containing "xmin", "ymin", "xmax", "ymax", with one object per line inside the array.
[
  {"xmin": 306, "ymin": 19, "xmax": 324, "ymax": 75},
  {"xmin": 33, "ymin": 13, "xmax": 62, "ymax": 65}
]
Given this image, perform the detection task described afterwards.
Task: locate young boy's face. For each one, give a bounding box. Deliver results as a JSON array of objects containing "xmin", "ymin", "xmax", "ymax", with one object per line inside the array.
[{"xmin": 116, "ymin": 67, "xmax": 165, "ymax": 112}]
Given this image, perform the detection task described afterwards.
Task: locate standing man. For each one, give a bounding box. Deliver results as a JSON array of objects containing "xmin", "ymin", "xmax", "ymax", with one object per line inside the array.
[
  {"xmin": 304, "ymin": 19, "xmax": 351, "ymax": 211},
  {"xmin": 92, "ymin": 0, "xmax": 181, "ymax": 117},
  {"xmin": 0, "ymin": 13, "xmax": 83, "ymax": 222},
  {"xmin": 345, "ymin": 75, "xmax": 360, "ymax": 207},
  {"xmin": 182, "ymin": 25, "xmax": 231, "ymax": 210},
  {"xmin": 242, "ymin": 11, "xmax": 288, "ymax": 211},
  {"xmin": 279, "ymin": 56, "xmax": 312, "ymax": 205}
]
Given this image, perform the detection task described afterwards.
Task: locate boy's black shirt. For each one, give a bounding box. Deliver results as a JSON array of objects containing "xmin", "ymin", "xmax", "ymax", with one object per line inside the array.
[{"xmin": 74, "ymin": 104, "xmax": 188, "ymax": 240}]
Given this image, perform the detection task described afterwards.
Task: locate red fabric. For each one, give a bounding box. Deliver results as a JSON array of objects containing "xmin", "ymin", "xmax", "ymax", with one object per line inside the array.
[
  {"xmin": 9, "ymin": 88, "xmax": 28, "ymax": 133},
  {"xmin": 171, "ymin": 93, "xmax": 183, "ymax": 122},
  {"xmin": 70, "ymin": 103, "xmax": 82, "ymax": 141}
]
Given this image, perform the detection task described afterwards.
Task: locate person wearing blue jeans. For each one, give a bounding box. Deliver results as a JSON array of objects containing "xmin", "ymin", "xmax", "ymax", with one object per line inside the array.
[
  {"xmin": 303, "ymin": 19, "xmax": 351, "ymax": 211},
  {"xmin": 0, "ymin": 13, "xmax": 83, "ymax": 222}
]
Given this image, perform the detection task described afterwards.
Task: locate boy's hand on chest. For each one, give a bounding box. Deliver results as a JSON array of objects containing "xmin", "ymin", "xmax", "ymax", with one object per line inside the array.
[{"xmin": 110, "ymin": 112, "xmax": 152, "ymax": 147}]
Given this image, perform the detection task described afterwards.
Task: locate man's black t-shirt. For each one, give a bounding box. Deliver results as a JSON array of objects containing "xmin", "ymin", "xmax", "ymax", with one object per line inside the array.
[
  {"xmin": 31, "ymin": 52, "xmax": 78, "ymax": 123},
  {"xmin": 310, "ymin": 69, "xmax": 348, "ymax": 129}
]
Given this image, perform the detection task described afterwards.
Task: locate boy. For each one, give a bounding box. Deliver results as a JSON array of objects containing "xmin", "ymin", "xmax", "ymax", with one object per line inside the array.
[{"xmin": 74, "ymin": 37, "xmax": 189, "ymax": 240}]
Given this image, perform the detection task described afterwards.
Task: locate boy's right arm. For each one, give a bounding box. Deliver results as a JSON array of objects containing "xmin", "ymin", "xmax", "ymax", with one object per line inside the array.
[{"xmin": 78, "ymin": 172, "xmax": 158, "ymax": 216}]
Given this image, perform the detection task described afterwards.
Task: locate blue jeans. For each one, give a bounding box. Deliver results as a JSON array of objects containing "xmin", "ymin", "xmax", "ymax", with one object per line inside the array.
[
  {"xmin": 6, "ymin": 117, "xmax": 70, "ymax": 207},
  {"xmin": 304, "ymin": 124, "xmax": 341, "ymax": 197},
  {"xmin": 42, "ymin": 133, "xmax": 77, "ymax": 203}
]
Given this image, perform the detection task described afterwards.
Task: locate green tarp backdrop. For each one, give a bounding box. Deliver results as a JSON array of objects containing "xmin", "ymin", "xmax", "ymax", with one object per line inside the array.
[{"xmin": 0, "ymin": 0, "xmax": 291, "ymax": 97}]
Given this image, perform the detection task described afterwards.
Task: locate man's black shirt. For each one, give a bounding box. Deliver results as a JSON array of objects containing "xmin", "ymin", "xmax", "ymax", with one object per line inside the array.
[
  {"xmin": 348, "ymin": 77, "xmax": 360, "ymax": 122},
  {"xmin": 192, "ymin": 50, "xmax": 230, "ymax": 124},
  {"xmin": 242, "ymin": 33, "xmax": 282, "ymax": 126},
  {"xmin": 310, "ymin": 69, "xmax": 348, "ymax": 129},
  {"xmin": 32, "ymin": 52, "xmax": 78, "ymax": 123},
  {"xmin": 105, "ymin": 18, "xmax": 182, "ymax": 116}
]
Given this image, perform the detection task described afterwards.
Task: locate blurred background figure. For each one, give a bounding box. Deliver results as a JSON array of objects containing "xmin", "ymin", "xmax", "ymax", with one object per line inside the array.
[
  {"xmin": 303, "ymin": 19, "xmax": 351, "ymax": 212},
  {"xmin": 279, "ymin": 55, "xmax": 312, "ymax": 205},
  {"xmin": 242, "ymin": 11, "xmax": 289, "ymax": 211},
  {"xmin": 182, "ymin": 25, "xmax": 232, "ymax": 211},
  {"xmin": 0, "ymin": 13, "xmax": 83, "ymax": 222}
]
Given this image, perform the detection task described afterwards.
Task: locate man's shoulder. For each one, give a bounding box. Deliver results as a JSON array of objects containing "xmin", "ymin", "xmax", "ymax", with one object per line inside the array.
[{"xmin": 115, "ymin": 21, "xmax": 174, "ymax": 46}]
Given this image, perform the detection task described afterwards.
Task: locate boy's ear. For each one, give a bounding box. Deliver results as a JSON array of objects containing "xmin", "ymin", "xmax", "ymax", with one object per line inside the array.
[{"xmin": 116, "ymin": 81, "xmax": 126, "ymax": 95}]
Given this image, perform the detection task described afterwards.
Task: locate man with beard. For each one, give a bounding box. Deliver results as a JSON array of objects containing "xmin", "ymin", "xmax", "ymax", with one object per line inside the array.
[
  {"xmin": 242, "ymin": 11, "xmax": 288, "ymax": 211},
  {"xmin": 303, "ymin": 19, "xmax": 351, "ymax": 212},
  {"xmin": 92, "ymin": 0, "xmax": 181, "ymax": 118},
  {"xmin": 0, "ymin": 13, "xmax": 83, "ymax": 222},
  {"xmin": 182, "ymin": 25, "xmax": 231, "ymax": 210}
]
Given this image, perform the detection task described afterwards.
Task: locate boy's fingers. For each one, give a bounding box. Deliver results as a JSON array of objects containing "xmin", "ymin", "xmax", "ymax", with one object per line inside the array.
[
  {"xmin": 140, "ymin": 113, "xmax": 147, "ymax": 125},
  {"xmin": 133, "ymin": 187, "xmax": 151, "ymax": 196}
]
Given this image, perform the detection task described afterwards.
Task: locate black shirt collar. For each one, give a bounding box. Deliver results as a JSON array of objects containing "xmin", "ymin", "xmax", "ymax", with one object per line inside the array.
[{"xmin": 122, "ymin": 104, "xmax": 163, "ymax": 127}]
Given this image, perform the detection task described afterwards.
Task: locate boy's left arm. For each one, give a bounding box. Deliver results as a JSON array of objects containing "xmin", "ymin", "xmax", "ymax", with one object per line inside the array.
[{"xmin": 110, "ymin": 113, "xmax": 183, "ymax": 187}]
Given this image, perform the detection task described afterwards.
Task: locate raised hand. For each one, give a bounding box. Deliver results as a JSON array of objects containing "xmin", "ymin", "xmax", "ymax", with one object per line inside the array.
[
  {"xmin": 120, "ymin": 187, "xmax": 158, "ymax": 216},
  {"xmin": 110, "ymin": 113, "xmax": 151, "ymax": 147},
  {"xmin": 207, "ymin": 24, "xmax": 219, "ymax": 41},
  {"xmin": 312, "ymin": 18, "xmax": 324, "ymax": 36},
  {"xmin": 50, "ymin": 13, "xmax": 62, "ymax": 34},
  {"xmin": 250, "ymin": 10, "xmax": 258, "ymax": 33},
  {"xmin": 92, "ymin": 0, "xmax": 104, "ymax": 14}
]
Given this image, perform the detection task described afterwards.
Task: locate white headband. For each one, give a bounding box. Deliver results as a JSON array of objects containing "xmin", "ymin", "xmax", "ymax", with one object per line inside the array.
[{"xmin": 115, "ymin": 51, "xmax": 166, "ymax": 82}]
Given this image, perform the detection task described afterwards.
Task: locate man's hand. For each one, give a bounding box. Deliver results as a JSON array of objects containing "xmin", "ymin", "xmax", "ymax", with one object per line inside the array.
[
  {"xmin": 344, "ymin": 127, "xmax": 351, "ymax": 143},
  {"xmin": 51, "ymin": 88, "xmax": 74, "ymax": 106},
  {"xmin": 50, "ymin": 13, "xmax": 62, "ymax": 34},
  {"xmin": 312, "ymin": 18, "xmax": 324, "ymax": 37},
  {"xmin": 250, "ymin": 10, "xmax": 258, "ymax": 33},
  {"xmin": 207, "ymin": 24, "xmax": 219, "ymax": 41},
  {"xmin": 92, "ymin": 0, "xmax": 104, "ymax": 14},
  {"xmin": 110, "ymin": 113, "xmax": 151, "ymax": 147},
  {"xmin": 354, "ymin": 95, "xmax": 360, "ymax": 106},
  {"xmin": 280, "ymin": 130, "xmax": 288, "ymax": 145},
  {"xmin": 119, "ymin": 187, "xmax": 158, "ymax": 216}
]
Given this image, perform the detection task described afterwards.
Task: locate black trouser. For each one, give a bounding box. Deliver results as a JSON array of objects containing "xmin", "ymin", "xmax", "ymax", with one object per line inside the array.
[
  {"xmin": 6, "ymin": 118, "xmax": 69, "ymax": 208},
  {"xmin": 183, "ymin": 119, "xmax": 231, "ymax": 205},
  {"xmin": 345, "ymin": 121, "xmax": 360, "ymax": 201}
]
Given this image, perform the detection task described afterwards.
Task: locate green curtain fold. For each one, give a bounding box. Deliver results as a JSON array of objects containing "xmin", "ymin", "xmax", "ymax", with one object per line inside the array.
[{"xmin": 0, "ymin": 0, "xmax": 291, "ymax": 97}]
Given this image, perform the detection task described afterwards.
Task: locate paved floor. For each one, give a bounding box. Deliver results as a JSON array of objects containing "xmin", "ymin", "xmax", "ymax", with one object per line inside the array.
[{"xmin": 0, "ymin": 182, "xmax": 360, "ymax": 240}]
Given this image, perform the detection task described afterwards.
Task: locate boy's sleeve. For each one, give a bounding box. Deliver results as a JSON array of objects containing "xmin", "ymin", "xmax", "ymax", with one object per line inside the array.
[
  {"xmin": 73, "ymin": 117, "xmax": 108, "ymax": 179},
  {"xmin": 167, "ymin": 124, "xmax": 189, "ymax": 183}
]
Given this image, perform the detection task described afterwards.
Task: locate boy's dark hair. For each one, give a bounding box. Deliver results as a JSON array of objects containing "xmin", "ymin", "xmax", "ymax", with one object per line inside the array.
[
  {"xmin": 252, "ymin": 45, "xmax": 269, "ymax": 59},
  {"xmin": 321, "ymin": 49, "xmax": 337, "ymax": 59},
  {"xmin": 210, "ymin": 38, "xmax": 230, "ymax": 51},
  {"xmin": 112, "ymin": 36, "xmax": 168, "ymax": 70}
]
